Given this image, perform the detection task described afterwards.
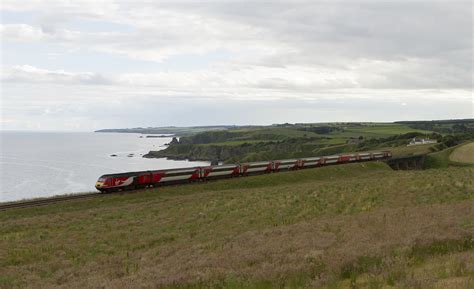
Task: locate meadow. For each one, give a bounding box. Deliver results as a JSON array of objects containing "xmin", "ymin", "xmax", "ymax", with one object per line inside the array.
[{"xmin": 1, "ymin": 160, "xmax": 473, "ymax": 288}]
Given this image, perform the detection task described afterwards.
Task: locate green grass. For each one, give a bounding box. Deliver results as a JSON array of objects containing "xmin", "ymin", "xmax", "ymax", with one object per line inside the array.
[
  {"xmin": 1, "ymin": 163, "xmax": 473, "ymax": 288},
  {"xmin": 150, "ymin": 122, "xmax": 438, "ymax": 163},
  {"xmin": 382, "ymin": 143, "xmax": 437, "ymax": 157},
  {"xmin": 450, "ymin": 142, "xmax": 474, "ymax": 164},
  {"xmin": 219, "ymin": 127, "xmax": 322, "ymax": 141},
  {"xmin": 424, "ymin": 142, "xmax": 474, "ymax": 169},
  {"xmin": 334, "ymin": 124, "xmax": 433, "ymax": 139},
  {"xmin": 196, "ymin": 140, "xmax": 269, "ymax": 146}
]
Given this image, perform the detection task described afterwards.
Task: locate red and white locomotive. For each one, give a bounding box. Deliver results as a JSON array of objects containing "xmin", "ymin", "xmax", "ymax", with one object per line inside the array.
[{"xmin": 95, "ymin": 151, "xmax": 392, "ymax": 192}]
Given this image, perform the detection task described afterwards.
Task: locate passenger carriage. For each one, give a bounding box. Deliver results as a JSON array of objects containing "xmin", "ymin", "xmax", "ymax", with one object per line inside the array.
[
  {"xmin": 240, "ymin": 161, "xmax": 273, "ymax": 175},
  {"xmin": 95, "ymin": 151, "xmax": 392, "ymax": 192}
]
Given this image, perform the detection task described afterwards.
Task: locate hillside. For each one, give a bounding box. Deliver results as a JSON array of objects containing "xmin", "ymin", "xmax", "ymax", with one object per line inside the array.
[
  {"xmin": 144, "ymin": 122, "xmax": 474, "ymax": 163},
  {"xmin": 1, "ymin": 162, "xmax": 473, "ymax": 288},
  {"xmin": 450, "ymin": 142, "xmax": 474, "ymax": 164},
  {"xmin": 423, "ymin": 141, "xmax": 474, "ymax": 169}
]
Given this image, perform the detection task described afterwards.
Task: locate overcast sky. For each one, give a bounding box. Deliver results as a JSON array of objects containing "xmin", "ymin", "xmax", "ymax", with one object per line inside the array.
[{"xmin": 1, "ymin": 0, "xmax": 472, "ymax": 131}]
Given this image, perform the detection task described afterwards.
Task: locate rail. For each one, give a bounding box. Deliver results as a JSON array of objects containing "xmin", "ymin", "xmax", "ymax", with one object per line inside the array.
[{"xmin": 0, "ymin": 193, "xmax": 102, "ymax": 211}]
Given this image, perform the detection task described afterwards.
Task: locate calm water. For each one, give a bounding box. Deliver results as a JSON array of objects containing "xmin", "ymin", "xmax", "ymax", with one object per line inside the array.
[{"xmin": 0, "ymin": 132, "xmax": 209, "ymax": 202}]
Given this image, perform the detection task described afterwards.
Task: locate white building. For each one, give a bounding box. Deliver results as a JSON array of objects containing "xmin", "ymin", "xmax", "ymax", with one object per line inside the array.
[{"xmin": 407, "ymin": 138, "xmax": 437, "ymax": 146}]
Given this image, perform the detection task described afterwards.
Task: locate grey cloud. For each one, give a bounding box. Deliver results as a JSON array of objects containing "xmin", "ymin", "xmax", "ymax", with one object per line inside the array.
[
  {"xmin": 178, "ymin": 2, "xmax": 471, "ymax": 89},
  {"xmin": 1, "ymin": 1, "xmax": 472, "ymax": 130},
  {"xmin": 2, "ymin": 65, "xmax": 113, "ymax": 85}
]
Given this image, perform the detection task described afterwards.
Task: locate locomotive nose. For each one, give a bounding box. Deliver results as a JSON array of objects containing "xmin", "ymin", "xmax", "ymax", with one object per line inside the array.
[{"xmin": 95, "ymin": 176, "xmax": 106, "ymax": 188}]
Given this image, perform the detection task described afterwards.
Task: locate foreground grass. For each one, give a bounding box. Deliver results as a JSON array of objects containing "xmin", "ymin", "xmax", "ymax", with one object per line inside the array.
[{"xmin": 1, "ymin": 163, "xmax": 473, "ymax": 288}]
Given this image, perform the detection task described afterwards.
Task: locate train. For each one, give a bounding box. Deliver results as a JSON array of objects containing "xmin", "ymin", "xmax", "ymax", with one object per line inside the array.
[{"xmin": 95, "ymin": 151, "xmax": 392, "ymax": 192}]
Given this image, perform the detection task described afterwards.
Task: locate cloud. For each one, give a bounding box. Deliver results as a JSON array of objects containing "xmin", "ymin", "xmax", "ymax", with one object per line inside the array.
[
  {"xmin": 0, "ymin": 1, "xmax": 472, "ymax": 130},
  {"xmin": 1, "ymin": 7, "xmax": 275, "ymax": 62},
  {"xmin": 2, "ymin": 2, "xmax": 471, "ymax": 84},
  {"xmin": 0, "ymin": 24, "xmax": 47, "ymax": 41},
  {"xmin": 2, "ymin": 65, "xmax": 112, "ymax": 85}
]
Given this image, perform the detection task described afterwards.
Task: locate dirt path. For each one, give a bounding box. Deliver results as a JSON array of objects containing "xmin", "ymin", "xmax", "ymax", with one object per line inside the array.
[{"xmin": 450, "ymin": 142, "xmax": 474, "ymax": 164}]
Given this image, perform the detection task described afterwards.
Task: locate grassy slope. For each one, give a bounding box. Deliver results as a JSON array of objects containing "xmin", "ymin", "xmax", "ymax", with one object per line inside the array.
[
  {"xmin": 1, "ymin": 162, "xmax": 473, "ymax": 288},
  {"xmin": 336, "ymin": 124, "xmax": 433, "ymax": 139},
  {"xmin": 232, "ymin": 127, "xmax": 321, "ymax": 139},
  {"xmin": 378, "ymin": 143, "xmax": 436, "ymax": 157},
  {"xmin": 424, "ymin": 142, "xmax": 474, "ymax": 169},
  {"xmin": 227, "ymin": 124, "xmax": 431, "ymax": 143},
  {"xmin": 149, "ymin": 123, "xmax": 436, "ymax": 163},
  {"xmin": 450, "ymin": 142, "xmax": 474, "ymax": 164}
]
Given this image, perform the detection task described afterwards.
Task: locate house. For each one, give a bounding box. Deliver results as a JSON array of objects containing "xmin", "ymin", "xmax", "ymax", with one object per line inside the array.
[{"xmin": 407, "ymin": 138, "xmax": 437, "ymax": 146}]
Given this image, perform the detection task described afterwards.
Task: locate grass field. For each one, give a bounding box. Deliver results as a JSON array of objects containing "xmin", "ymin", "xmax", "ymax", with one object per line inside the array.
[
  {"xmin": 336, "ymin": 124, "xmax": 433, "ymax": 139},
  {"xmin": 1, "ymin": 162, "xmax": 473, "ymax": 288},
  {"xmin": 423, "ymin": 142, "xmax": 474, "ymax": 169},
  {"xmin": 450, "ymin": 142, "xmax": 474, "ymax": 164}
]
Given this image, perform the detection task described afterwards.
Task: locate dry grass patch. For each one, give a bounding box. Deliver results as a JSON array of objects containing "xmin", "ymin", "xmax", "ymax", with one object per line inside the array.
[{"xmin": 1, "ymin": 164, "xmax": 473, "ymax": 288}]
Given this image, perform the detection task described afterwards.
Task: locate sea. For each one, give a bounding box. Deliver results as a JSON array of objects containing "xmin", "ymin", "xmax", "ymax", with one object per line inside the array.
[{"xmin": 0, "ymin": 131, "xmax": 210, "ymax": 202}]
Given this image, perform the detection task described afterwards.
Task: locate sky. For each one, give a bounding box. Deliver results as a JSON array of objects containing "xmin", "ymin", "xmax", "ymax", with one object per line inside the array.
[{"xmin": 0, "ymin": 0, "xmax": 472, "ymax": 131}]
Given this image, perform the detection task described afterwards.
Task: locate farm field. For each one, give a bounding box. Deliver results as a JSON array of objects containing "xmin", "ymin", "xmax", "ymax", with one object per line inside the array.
[
  {"xmin": 332, "ymin": 123, "xmax": 433, "ymax": 138},
  {"xmin": 1, "ymin": 162, "xmax": 473, "ymax": 288}
]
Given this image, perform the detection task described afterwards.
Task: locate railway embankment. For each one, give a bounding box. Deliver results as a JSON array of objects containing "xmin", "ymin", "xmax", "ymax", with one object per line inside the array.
[
  {"xmin": 385, "ymin": 155, "xmax": 426, "ymax": 170},
  {"xmin": 1, "ymin": 162, "xmax": 473, "ymax": 288}
]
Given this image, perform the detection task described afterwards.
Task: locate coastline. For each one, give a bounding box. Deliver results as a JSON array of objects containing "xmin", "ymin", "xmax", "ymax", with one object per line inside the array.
[
  {"xmin": 143, "ymin": 151, "xmax": 215, "ymax": 163},
  {"xmin": 1, "ymin": 132, "xmax": 210, "ymax": 202}
]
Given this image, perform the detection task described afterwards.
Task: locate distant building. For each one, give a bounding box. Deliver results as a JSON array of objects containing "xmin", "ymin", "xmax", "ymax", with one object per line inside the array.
[
  {"xmin": 347, "ymin": 138, "xmax": 363, "ymax": 145},
  {"xmin": 407, "ymin": 138, "xmax": 437, "ymax": 146}
]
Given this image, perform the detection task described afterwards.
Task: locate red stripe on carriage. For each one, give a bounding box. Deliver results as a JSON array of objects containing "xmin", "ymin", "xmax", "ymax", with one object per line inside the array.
[
  {"xmin": 190, "ymin": 169, "xmax": 200, "ymax": 180},
  {"xmin": 151, "ymin": 172, "xmax": 164, "ymax": 183}
]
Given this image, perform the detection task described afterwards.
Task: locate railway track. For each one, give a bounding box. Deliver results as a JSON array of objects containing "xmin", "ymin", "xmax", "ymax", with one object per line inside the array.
[
  {"xmin": 0, "ymin": 181, "xmax": 212, "ymax": 211},
  {"xmin": 1, "ymin": 155, "xmax": 395, "ymax": 211},
  {"xmin": 0, "ymin": 192, "xmax": 103, "ymax": 211},
  {"xmin": 0, "ymin": 178, "xmax": 234, "ymax": 211}
]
